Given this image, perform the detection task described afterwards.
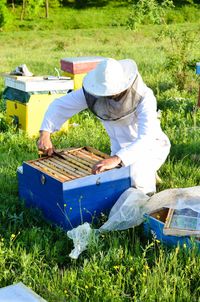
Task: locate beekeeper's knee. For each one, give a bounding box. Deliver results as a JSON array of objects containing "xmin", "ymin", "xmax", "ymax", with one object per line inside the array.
[{"xmin": 130, "ymin": 162, "xmax": 156, "ymax": 195}]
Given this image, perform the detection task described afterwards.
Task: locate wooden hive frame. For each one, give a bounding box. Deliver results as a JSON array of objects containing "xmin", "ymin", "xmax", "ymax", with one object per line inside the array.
[{"xmin": 27, "ymin": 146, "xmax": 111, "ymax": 182}]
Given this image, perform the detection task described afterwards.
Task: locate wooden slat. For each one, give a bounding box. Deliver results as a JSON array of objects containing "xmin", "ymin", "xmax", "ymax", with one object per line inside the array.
[
  {"xmin": 33, "ymin": 161, "xmax": 71, "ymax": 181},
  {"xmin": 60, "ymin": 159, "xmax": 91, "ymax": 175},
  {"xmin": 73, "ymin": 151, "xmax": 97, "ymax": 164},
  {"xmin": 58, "ymin": 154, "xmax": 92, "ymax": 172},
  {"xmin": 32, "ymin": 154, "xmax": 91, "ymax": 176},
  {"xmin": 66, "ymin": 147, "xmax": 84, "ymax": 153},
  {"xmin": 30, "ymin": 162, "xmax": 68, "ymax": 182},
  {"xmin": 51, "ymin": 157, "xmax": 88, "ymax": 176},
  {"xmin": 79, "ymin": 149, "xmax": 103, "ymax": 161},
  {"xmin": 85, "ymin": 146, "xmax": 109, "ymax": 159},
  {"xmin": 65, "ymin": 153, "xmax": 94, "ymax": 168},
  {"xmin": 61, "ymin": 146, "xmax": 109, "ymax": 160},
  {"xmin": 28, "ymin": 146, "xmax": 109, "ymax": 183},
  {"xmin": 50, "ymin": 156, "xmax": 91, "ymax": 175},
  {"xmin": 43, "ymin": 159, "xmax": 76, "ymax": 180},
  {"xmin": 48, "ymin": 158, "xmax": 84, "ymax": 178}
]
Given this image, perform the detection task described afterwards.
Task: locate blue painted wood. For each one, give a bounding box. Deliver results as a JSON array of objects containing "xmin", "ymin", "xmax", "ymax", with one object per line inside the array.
[
  {"xmin": 62, "ymin": 166, "xmax": 131, "ymax": 228},
  {"xmin": 196, "ymin": 63, "xmax": 200, "ymax": 75},
  {"xmin": 18, "ymin": 164, "xmax": 131, "ymax": 230},
  {"xmin": 143, "ymin": 214, "xmax": 200, "ymax": 249},
  {"xmin": 18, "ymin": 163, "xmax": 64, "ymax": 226}
]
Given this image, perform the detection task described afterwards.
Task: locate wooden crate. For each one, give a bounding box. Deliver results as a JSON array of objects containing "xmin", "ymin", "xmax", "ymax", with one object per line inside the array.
[{"xmin": 18, "ymin": 147, "xmax": 132, "ymax": 230}]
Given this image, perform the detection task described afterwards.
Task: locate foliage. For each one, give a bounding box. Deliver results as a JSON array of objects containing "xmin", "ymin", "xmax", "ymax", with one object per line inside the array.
[
  {"xmin": 0, "ymin": 0, "xmax": 12, "ymax": 28},
  {"xmin": 25, "ymin": 0, "xmax": 44, "ymax": 17},
  {"xmin": 7, "ymin": 0, "xmax": 199, "ymax": 7},
  {"xmin": 156, "ymin": 27, "xmax": 200, "ymax": 91},
  {"xmin": 0, "ymin": 2, "xmax": 199, "ymax": 29},
  {"xmin": 48, "ymin": 0, "xmax": 61, "ymax": 8},
  {"xmin": 126, "ymin": 0, "xmax": 174, "ymax": 30},
  {"xmin": 19, "ymin": 0, "xmax": 61, "ymax": 20},
  {"xmin": 0, "ymin": 113, "xmax": 10, "ymax": 132},
  {"xmin": 165, "ymin": 4, "xmax": 200, "ymax": 23}
]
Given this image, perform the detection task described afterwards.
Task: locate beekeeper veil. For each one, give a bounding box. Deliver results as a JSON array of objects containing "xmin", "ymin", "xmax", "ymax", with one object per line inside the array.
[{"xmin": 83, "ymin": 58, "xmax": 147, "ymax": 121}]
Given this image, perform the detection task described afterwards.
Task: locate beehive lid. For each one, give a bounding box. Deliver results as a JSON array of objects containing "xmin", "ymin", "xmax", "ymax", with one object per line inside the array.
[
  {"xmin": 26, "ymin": 146, "xmax": 117, "ymax": 182},
  {"xmin": 4, "ymin": 75, "xmax": 74, "ymax": 92},
  {"xmin": 60, "ymin": 56, "xmax": 105, "ymax": 74}
]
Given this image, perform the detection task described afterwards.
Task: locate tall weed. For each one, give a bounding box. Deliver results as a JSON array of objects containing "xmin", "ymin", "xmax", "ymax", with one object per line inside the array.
[
  {"xmin": 127, "ymin": 0, "xmax": 174, "ymax": 30},
  {"xmin": 156, "ymin": 27, "xmax": 199, "ymax": 91}
]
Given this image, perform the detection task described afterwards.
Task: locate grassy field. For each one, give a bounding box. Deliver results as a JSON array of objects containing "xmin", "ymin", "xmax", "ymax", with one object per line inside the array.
[{"xmin": 0, "ymin": 3, "xmax": 200, "ymax": 301}]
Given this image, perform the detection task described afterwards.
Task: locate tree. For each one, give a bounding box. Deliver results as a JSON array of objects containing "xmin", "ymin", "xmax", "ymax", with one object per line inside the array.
[
  {"xmin": 20, "ymin": 0, "xmax": 44, "ymax": 20},
  {"xmin": 0, "ymin": 0, "xmax": 12, "ymax": 28},
  {"xmin": 20, "ymin": 0, "xmax": 26, "ymax": 21},
  {"xmin": 45, "ymin": 0, "xmax": 49, "ymax": 18},
  {"xmin": 11, "ymin": 0, "xmax": 15, "ymax": 10}
]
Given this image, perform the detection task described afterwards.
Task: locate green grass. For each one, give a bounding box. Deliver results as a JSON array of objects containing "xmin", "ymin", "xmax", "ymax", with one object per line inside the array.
[{"xmin": 0, "ymin": 4, "xmax": 200, "ymax": 302}]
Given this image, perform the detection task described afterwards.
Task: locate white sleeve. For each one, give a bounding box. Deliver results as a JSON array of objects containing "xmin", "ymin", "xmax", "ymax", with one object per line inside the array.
[
  {"xmin": 40, "ymin": 88, "xmax": 88, "ymax": 133},
  {"xmin": 116, "ymin": 89, "xmax": 161, "ymax": 166}
]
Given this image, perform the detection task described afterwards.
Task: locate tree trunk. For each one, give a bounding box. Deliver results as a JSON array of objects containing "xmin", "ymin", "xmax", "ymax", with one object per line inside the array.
[
  {"xmin": 45, "ymin": 0, "xmax": 49, "ymax": 18},
  {"xmin": 20, "ymin": 0, "xmax": 26, "ymax": 21},
  {"xmin": 12, "ymin": 0, "xmax": 15, "ymax": 10}
]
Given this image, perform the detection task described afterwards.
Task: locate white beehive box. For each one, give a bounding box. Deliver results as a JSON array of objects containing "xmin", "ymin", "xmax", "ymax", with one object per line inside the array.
[{"xmin": 5, "ymin": 76, "xmax": 74, "ymax": 92}]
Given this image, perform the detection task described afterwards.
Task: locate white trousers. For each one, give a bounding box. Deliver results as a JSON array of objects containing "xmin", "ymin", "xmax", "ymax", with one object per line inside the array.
[{"xmin": 130, "ymin": 138, "xmax": 171, "ymax": 194}]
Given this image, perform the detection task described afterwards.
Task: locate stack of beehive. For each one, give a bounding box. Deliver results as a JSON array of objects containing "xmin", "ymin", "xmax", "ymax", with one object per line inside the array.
[{"xmin": 60, "ymin": 56, "xmax": 105, "ymax": 90}]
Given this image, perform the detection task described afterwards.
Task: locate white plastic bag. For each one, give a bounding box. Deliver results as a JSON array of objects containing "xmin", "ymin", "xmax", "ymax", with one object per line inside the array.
[
  {"xmin": 145, "ymin": 186, "xmax": 200, "ymax": 213},
  {"xmin": 67, "ymin": 186, "xmax": 200, "ymax": 259},
  {"xmin": 67, "ymin": 222, "xmax": 93, "ymax": 259},
  {"xmin": 100, "ymin": 188, "xmax": 149, "ymax": 231}
]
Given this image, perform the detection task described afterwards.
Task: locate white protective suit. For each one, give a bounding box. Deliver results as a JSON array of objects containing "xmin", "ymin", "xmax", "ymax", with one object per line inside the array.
[{"xmin": 40, "ymin": 73, "xmax": 170, "ymax": 194}]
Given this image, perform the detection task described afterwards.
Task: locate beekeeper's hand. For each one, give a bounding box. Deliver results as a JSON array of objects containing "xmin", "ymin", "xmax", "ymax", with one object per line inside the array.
[
  {"xmin": 37, "ymin": 130, "xmax": 54, "ymax": 156},
  {"xmin": 92, "ymin": 155, "xmax": 122, "ymax": 174}
]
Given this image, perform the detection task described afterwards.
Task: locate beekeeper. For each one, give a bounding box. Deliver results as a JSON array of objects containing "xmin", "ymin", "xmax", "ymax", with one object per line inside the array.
[{"xmin": 38, "ymin": 58, "xmax": 170, "ymax": 194}]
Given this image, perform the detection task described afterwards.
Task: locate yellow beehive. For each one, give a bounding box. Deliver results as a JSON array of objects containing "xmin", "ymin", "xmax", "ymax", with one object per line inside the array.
[
  {"xmin": 62, "ymin": 71, "xmax": 86, "ymax": 90},
  {"xmin": 4, "ymin": 76, "xmax": 74, "ymax": 136},
  {"xmin": 6, "ymin": 93, "xmax": 69, "ymax": 137}
]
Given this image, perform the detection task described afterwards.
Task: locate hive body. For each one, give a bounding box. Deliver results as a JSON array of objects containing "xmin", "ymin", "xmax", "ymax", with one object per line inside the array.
[{"xmin": 18, "ymin": 147, "xmax": 132, "ymax": 230}]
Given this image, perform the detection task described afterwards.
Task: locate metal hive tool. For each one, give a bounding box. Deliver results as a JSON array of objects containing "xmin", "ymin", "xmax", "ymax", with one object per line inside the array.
[{"xmin": 27, "ymin": 146, "xmax": 110, "ymax": 182}]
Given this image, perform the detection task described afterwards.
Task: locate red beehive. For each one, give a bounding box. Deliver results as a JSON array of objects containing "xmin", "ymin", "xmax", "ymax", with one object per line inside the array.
[{"xmin": 60, "ymin": 56, "xmax": 105, "ymax": 75}]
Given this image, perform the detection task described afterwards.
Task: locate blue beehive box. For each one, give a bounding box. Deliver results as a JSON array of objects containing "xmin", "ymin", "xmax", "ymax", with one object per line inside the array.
[
  {"xmin": 196, "ymin": 62, "xmax": 200, "ymax": 75},
  {"xmin": 17, "ymin": 147, "xmax": 132, "ymax": 230},
  {"xmin": 143, "ymin": 208, "xmax": 200, "ymax": 248}
]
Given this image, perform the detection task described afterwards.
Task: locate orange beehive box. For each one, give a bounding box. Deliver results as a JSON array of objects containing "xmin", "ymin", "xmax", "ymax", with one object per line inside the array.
[{"xmin": 60, "ymin": 56, "xmax": 105, "ymax": 74}]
